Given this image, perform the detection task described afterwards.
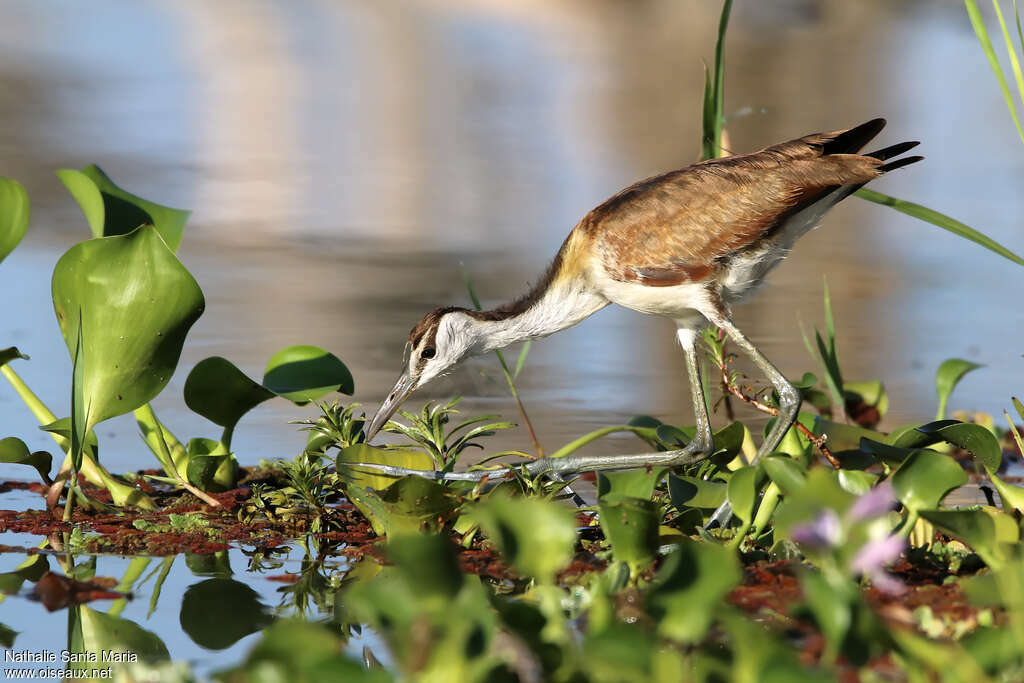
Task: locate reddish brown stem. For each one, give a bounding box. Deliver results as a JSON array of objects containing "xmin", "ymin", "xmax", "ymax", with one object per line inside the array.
[{"xmin": 716, "ymin": 355, "xmax": 839, "ymax": 468}]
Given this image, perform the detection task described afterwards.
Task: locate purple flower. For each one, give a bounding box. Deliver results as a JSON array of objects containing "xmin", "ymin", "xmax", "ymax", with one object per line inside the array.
[
  {"xmin": 847, "ymin": 481, "xmax": 897, "ymax": 522},
  {"xmin": 851, "ymin": 534, "xmax": 907, "ymax": 595},
  {"xmin": 790, "ymin": 509, "xmax": 842, "ymax": 549}
]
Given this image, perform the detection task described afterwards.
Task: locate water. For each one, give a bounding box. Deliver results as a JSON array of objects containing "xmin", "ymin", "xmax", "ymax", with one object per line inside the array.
[{"xmin": 0, "ymin": 0, "xmax": 1022, "ymax": 673}]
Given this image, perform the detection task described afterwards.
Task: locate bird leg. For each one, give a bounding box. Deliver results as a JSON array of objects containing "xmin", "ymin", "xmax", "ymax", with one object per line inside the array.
[
  {"xmin": 345, "ymin": 327, "xmax": 717, "ymax": 484},
  {"xmin": 705, "ymin": 316, "xmax": 801, "ymax": 529}
]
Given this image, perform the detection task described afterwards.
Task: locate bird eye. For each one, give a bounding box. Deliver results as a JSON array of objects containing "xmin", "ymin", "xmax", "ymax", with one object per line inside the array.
[{"xmin": 421, "ymin": 347, "xmax": 436, "ymax": 359}]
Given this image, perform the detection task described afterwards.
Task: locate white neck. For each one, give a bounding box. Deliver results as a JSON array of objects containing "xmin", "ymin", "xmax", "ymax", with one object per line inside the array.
[{"xmin": 472, "ymin": 282, "xmax": 608, "ymax": 353}]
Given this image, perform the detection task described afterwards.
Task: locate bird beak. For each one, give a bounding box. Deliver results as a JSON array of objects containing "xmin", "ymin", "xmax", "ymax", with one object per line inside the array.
[{"xmin": 365, "ymin": 371, "xmax": 415, "ymax": 442}]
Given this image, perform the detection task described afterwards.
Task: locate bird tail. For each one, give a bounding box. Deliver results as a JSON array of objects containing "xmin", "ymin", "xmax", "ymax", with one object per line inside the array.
[{"xmin": 866, "ymin": 140, "xmax": 924, "ymax": 173}]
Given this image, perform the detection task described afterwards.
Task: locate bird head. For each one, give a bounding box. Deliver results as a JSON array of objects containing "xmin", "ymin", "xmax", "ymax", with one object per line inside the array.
[{"xmin": 365, "ymin": 307, "xmax": 480, "ymax": 440}]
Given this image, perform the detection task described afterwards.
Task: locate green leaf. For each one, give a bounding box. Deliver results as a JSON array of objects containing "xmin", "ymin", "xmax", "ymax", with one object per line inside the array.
[
  {"xmin": 186, "ymin": 345, "xmax": 352, "ymax": 441},
  {"xmin": 843, "ymin": 379, "xmax": 889, "ymax": 418},
  {"xmin": 892, "ymin": 450, "xmax": 967, "ymax": 513},
  {"xmin": 336, "ymin": 443, "xmax": 434, "ymax": 492},
  {"xmin": 856, "ymin": 188, "xmax": 1024, "ymax": 267},
  {"xmin": 184, "ymin": 357, "xmax": 275, "ymax": 429},
  {"xmin": 217, "ymin": 620, "xmax": 384, "ymax": 683},
  {"xmin": 51, "ymin": 225, "xmax": 205, "ymax": 466},
  {"xmin": 597, "ymin": 467, "xmax": 668, "ymax": 501},
  {"xmin": 348, "ymin": 476, "xmax": 461, "ymax": 538},
  {"xmin": 919, "ymin": 509, "xmax": 1007, "ymax": 569},
  {"xmin": 262, "ymin": 344, "xmax": 354, "ymax": 401},
  {"xmin": 473, "ymin": 494, "xmax": 576, "ymax": 583},
  {"xmin": 184, "ymin": 438, "xmax": 237, "ymax": 492},
  {"xmin": 668, "ymin": 474, "xmax": 726, "ymax": 509},
  {"xmin": 761, "ymin": 455, "xmax": 806, "ymax": 495},
  {"xmin": 726, "ymin": 466, "xmax": 761, "ymax": 524},
  {"xmin": 0, "ymin": 437, "xmax": 51, "ymax": 484},
  {"xmin": 700, "ymin": 0, "xmax": 734, "ymax": 160},
  {"xmin": 813, "ymin": 418, "xmax": 885, "ymax": 452},
  {"xmin": 0, "ymin": 347, "xmax": 28, "ymax": 367},
  {"xmin": 923, "ymin": 421, "xmax": 1002, "ymax": 471},
  {"xmin": 0, "ymin": 177, "xmax": 29, "ymax": 264},
  {"xmin": 58, "ymin": 165, "xmax": 190, "ymax": 252},
  {"xmin": 935, "ymin": 359, "xmax": 983, "ymax": 420},
  {"xmin": 68, "ymin": 606, "xmax": 169, "ymax": 669},
  {"xmin": 965, "ymin": 0, "xmax": 1024, "ymax": 145},
  {"xmin": 598, "ymin": 494, "xmax": 659, "ymax": 579},
  {"xmin": 649, "ymin": 538, "xmax": 741, "ymax": 643},
  {"xmin": 179, "ymin": 578, "xmax": 274, "ymax": 650}
]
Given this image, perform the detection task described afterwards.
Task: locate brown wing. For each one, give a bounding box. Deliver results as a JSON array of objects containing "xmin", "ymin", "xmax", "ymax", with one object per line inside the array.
[{"xmin": 585, "ymin": 120, "xmax": 890, "ymax": 286}]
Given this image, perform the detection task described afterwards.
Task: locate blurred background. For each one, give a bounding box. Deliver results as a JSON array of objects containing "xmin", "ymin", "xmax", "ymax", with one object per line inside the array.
[{"xmin": 0, "ymin": 0, "xmax": 1021, "ymax": 475}]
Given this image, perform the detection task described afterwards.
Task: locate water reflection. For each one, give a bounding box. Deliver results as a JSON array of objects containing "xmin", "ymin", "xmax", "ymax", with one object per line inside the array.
[
  {"xmin": 0, "ymin": 0, "xmax": 1021, "ymax": 479},
  {"xmin": 0, "ymin": 538, "xmax": 376, "ymax": 678}
]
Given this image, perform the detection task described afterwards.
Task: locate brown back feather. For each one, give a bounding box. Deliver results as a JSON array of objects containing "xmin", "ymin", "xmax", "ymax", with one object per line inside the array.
[{"xmin": 585, "ymin": 120, "xmax": 905, "ymax": 287}]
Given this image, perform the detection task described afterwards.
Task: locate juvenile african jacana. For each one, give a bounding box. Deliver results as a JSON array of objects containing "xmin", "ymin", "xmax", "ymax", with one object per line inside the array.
[{"xmin": 364, "ymin": 118, "xmax": 921, "ymax": 492}]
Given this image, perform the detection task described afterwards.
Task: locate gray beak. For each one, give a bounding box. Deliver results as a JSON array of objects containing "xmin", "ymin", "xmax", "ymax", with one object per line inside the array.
[{"xmin": 365, "ymin": 371, "xmax": 415, "ymax": 442}]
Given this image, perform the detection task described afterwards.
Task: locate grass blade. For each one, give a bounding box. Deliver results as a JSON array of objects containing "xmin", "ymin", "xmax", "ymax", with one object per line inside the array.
[
  {"xmin": 965, "ymin": 0, "xmax": 1024, "ymax": 144},
  {"xmin": 992, "ymin": 0, "xmax": 1024, "ymax": 109},
  {"xmin": 855, "ymin": 188, "xmax": 1024, "ymax": 267},
  {"xmin": 701, "ymin": 0, "xmax": 734, "ymax": 160}
]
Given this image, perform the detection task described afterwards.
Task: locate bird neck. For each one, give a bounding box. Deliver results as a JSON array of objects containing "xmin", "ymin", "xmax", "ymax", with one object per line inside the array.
[{"xmin": 470, "ymin": 280, "xmax": 607, "ymax": 353}]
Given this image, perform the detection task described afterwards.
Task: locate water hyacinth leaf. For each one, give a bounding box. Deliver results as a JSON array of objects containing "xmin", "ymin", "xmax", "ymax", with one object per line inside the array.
[
  {"xmin": 710, "ymin": 420, "xmax": 746, "ymax": 463},
  {"xmin": 813, "ymin": 418, "xmax": 885, "ymax": 452},
  {"xmin": 179, "ymin": 578, "xmax": 274, "ymax": 650},
  {"xmin": 68, "ymin": 606, "xmax": 169, "ymax": 669},
  {"xmin": 597, "ymin": 467, "xmax": 668, "ymax": 501},
  {"xmin": 918, "ymin": 509, "xmax": 1006, "ymax": 569},
  {"xmin": 891, "ymin": 450, "xmax": 967, "ymax": 513},
  {"xmin": 0, "ymin": 554, "xmax": 49, "ymax": 594},
  {"xmin": 761, "ymin": 455, "xmax": 806, "ymax": 494},
  {"xmin": 0, "ymin": 437, "xmax": 51, "ymax": 484},
  {"xmin": 39, "ymin": 417, "xmax": 98, "ymax": 464},
  {"xmin": 668, "ymin": 474, "xmax": 726, "ymax": 509},
  {"xmin": 649, "ymin": 538, "xmax": 741, "ymax": 643},
  {"xmin": 347, "ymin": 476, "xmax": 460, "ymax": 538},
  {"xmin": 926, "ymin": 422, "xmax": 1002, "ymax": 472},
  {"xmin": 51, "ymin": 225, "xmax": 205, "ymax": 464},
  {"xmin": 887, "ymin": 420, "xmax": 959, "ymax": 448},
  {"xmin": 837, "ymin": 469, "xmax": 879, "ymax": 496},
  {"xmin": 0, "ymin": 177, "xmax": 29, "ymax": 264},
  {"xmin": 843, "ymin": 379, "xmax": 889, "ymax": 418},
  {"xmin": 473, "ymin": 494, "xmax": 576, "ymax": 583},
  {"xmin": 859, "ymin": 437, "xmax": 917, "ymax": 467},
  {"xmin": 856, "ymin": 188, "xmax": 1024, "ymax": 267},
  {"xmin": 336, "ymin": 443, "xmax": 434, "ymax": 492},
  {"xmin": 386, "ymin": 534, "xmax": 464, "ymax": 601},
  {"xmin": 0, "ymin": 347, "xmax": 28, "ymax": 368},
  {"xmin": 987, "ymin": 469, "xmax": 1024, "ymax": 514},
  {"xmin": 184, "ymin": 437, "xmax": 237, "ymax": 492},
  {"xmin": 726, "ymin": 466, "xmax": 761, "ymax": 524},
  {"xmin": 262, "ymin": 344, "xmax": 354, "ymax": 402},
  {"xmin": 598, "ymin": 494, "xmax": 659, "ymax": 579},
  {"xmin": 186, "ymin": 346, "xmax": 351, "ymax": 439},
  {"xmin": 58, "ymin": 165, "xmax": 189, "ymax": 252},
  {"xmin": 219, "ymin": 620, "xmax": 384, "ymax": 683},
  {"xmin": 184, "ymin": 357, "xmax": 275, "ymax": 429},
  {"xmin": 935, "ymin": 359, "xmax": 983, "ymax": 420}
]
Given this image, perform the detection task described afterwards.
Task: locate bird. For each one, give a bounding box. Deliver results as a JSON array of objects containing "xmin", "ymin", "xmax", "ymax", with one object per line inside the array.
[{"xmin": 363, "ymin": 118, "xmax": 922, "ymax": 494}]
